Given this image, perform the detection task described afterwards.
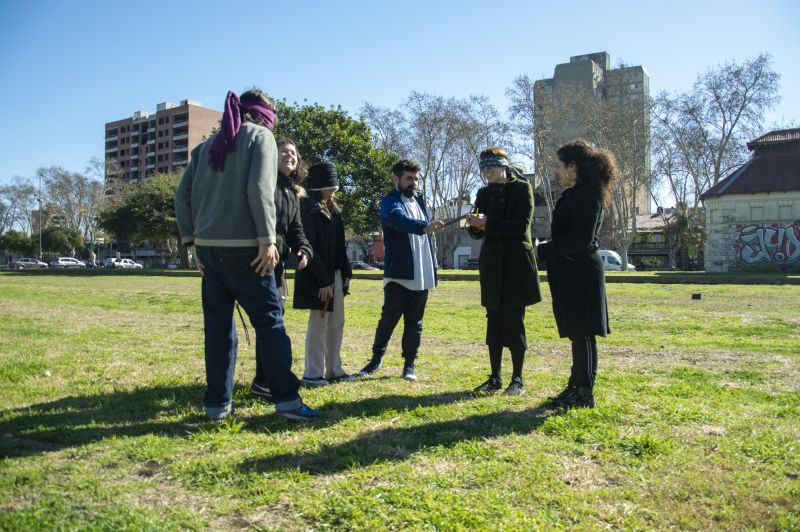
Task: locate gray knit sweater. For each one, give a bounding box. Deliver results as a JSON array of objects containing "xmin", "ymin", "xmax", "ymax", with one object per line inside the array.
[{"xmin": 175, "ymin": 122, "xmax": 278, "ymax": 247}]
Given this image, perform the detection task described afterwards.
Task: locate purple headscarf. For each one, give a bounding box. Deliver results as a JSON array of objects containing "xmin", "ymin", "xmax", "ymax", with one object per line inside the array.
[{"xmin": 209, "ymin": 91, "xmax": 277, "ymax": 171}]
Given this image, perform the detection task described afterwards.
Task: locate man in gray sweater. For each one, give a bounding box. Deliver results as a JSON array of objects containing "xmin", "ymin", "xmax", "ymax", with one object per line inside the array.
[{"xmin": 175, "ymin": 89, "xmax": 318, "ymax": 421}]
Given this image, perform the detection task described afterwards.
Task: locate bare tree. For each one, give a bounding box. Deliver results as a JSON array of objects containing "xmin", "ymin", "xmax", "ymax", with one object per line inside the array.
[
  {"xmin": 0, "ymin": 178, "xmax": 37, "ymax": 234},
  {"xmin": 37, "ymin": 166, "xmax": 104, "ymax": 242}
]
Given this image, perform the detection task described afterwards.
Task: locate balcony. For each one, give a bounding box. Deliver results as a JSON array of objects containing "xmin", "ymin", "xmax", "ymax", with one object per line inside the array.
[
  {"xmin": 173, "ymin": 159, "xmax": 188, "ymax": 166},
  {"xmin": 105, "ymin": 147, "xmax": 117, "ymax": 153},
  {"xmin": 131, "ymin": 142, "xmax": 139, "ymax": 148},
  {"xmin": 147, "ymin": 139, "xmax": 155, "ymax": 144},
  {"xmin": 172, "ymin": 133, "xmax": 188, "ymax": 141},
  {"xmin": 147, "ymin": 163, "xmax": 155, "ymax": 169},
  {"xmin": 172, "ymin": 119, "xmax": 188, "ymax": 127},
  {"xmin": 131, "ymin": 166, "xmax": 139, "ymax": 171},
  {"xmin": 105, "ymin": 135, "xmax": 118, "ymax": 141}
]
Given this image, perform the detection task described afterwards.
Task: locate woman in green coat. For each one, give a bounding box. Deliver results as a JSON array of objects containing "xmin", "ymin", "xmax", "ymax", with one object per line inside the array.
[
  {"xmin": 536, "ymin": 139, "xmax": 620, "ymax": 408},
  {"xmin": 466, "ymin": 147, "xmax": 542, "ymax": 395}
]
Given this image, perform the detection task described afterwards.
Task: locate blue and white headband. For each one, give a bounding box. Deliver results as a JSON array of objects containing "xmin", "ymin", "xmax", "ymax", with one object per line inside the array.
[{"xmin": 479, "ymin": 154, "xmax": 509, "ymax": 170}]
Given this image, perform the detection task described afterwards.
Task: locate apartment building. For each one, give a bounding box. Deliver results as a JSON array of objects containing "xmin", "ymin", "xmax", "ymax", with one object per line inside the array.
[{"xmin": 104, "ymin": 100, "xmax": 222, "ymax": 181}]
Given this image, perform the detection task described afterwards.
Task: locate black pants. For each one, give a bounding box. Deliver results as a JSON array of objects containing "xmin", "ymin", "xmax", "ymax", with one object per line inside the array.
[
  {"xmin": 372, "ymin": 282, "xmax": 429, "ymax": 363},
  {"xmin": 569, "ymin": 336, "xmax": 598, "ymax": 388},
  {"xmin": 254, "ymin": 264, "xmax": 287, "ymax": 385}
]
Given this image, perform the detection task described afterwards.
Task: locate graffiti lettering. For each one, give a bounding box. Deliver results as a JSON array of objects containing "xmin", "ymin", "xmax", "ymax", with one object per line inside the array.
[{"xmin": 734, "ymin": 223, "xmax": 800, "ymax": 270}]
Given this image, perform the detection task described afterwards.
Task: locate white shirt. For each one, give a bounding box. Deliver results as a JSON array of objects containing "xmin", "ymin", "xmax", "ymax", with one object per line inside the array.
[{"xmin": 384, "ymin": 193, "xmax": 436, "ymax": 291}]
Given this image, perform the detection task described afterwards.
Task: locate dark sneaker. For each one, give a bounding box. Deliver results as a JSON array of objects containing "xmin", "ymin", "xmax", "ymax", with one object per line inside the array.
[
  {"xmin": 503, "ymin": 377, "xmax": 524, "ymax": 396},
  {"xmin": 474, "ymin": 375, "xmax": 503, "ymax": 392},
  {"xmin": 548, "ymin": 384, "xmax": 575, "ymax": 402},
  {"xmin": 251, "ymin": 380, "xmax": 273, "ymax": 401},
  {"xmin": 300, "ymin": 376, "xmax": 329, "ymax": 387},
  {"xmin": 277, "ymin": 403, "xmax": 320, "ymax": 421},
  {"xmin": 357, "ymin": 358, "xmax": 382, "ymax": 377},
  {"xmin": 555, "ymin": 387, "xmax": 595, "ymax": 408},
  {"xmin": 402, "ymin": 364, "xmax": 417, "ymax": 381},
  {"xmin": 329, "ymin": 373, "xmax": 357, "ymax": 383}
]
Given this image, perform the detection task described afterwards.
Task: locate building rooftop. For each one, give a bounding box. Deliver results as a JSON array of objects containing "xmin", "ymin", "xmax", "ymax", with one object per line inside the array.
[{"xmin": 702, "ymin": 128, "xmax": 800, "ymax": 199}]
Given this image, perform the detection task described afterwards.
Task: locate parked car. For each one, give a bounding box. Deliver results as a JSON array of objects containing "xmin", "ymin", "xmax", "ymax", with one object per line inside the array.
[
  {"xmin": 81, "ymin": 259, "xmax": 98, "ymax": 268},
  {"xmin": 12, "ymin": 257, "xmax": 48, "ymax": 269},
  {"xmin": 351, "ymin": 260, "xmax": 379, "ymax": 270},
  {"xmin": 51, "ymin": 257, "xmax": 87, "ymax": 269},
  {"xmin": 104, "ymin": 257, "xmax": 143, "ymax": 269},
  {"xmin": 167, "ymin": 261, "xmax": 180, "ymax": 269},
  {"xmin": 597, "ymin": 250, "xmax": 636, "ymax": 271}
]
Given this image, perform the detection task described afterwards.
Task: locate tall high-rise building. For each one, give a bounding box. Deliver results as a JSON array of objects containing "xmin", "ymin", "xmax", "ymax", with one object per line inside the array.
[
  {"xmin": 534, "ymin": 52, "xmax": 651, "ymax": 215},
  {"xmin": 104, "ymin": 100, "xmax": 222, "ymax": 182}
]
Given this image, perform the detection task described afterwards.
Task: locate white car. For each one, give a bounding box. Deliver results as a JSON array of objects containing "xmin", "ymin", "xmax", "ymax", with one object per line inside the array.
[
  {"xmin": 597, "ymin": 250, "xmax": 636, "ymax": 271},
  {"xmin": 104, "ymin": 258, "xmax": 143, "ymax": 269},
  {"xmin": 351, "ymin": 260, "xmax": 379, "ymax": 270},
  {"xmin": 51, "ymin": 257, "xmax": 87, "ymax": 269},
  {"xmin": 13, "ymin": 257, "xmax": 48, "ymax": 269}
]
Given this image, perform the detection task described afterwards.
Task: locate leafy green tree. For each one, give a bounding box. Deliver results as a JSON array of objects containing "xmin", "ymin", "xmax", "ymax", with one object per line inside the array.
[
  {"xmin": 0, "ymin": 230, "xmax": 35, "ymax": 255},
  {"xmin": 97, "ymin": 173, "xmax": 181, "ymax": 259},
  {"xmin": 273, "ymin": 101, "xmax": 396, "ymax": 237},
  {"xmin": 38, "ymin": 226, "xmax": 84, "ymax": 255}
]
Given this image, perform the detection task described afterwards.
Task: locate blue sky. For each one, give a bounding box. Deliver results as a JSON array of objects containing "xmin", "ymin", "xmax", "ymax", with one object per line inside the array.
[{"xmin": 0, "ymin": 0, "xmax": 798, "ymax": 184}]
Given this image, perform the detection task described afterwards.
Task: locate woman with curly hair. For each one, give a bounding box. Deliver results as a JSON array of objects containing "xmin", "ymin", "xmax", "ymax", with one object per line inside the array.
[{"xmin": 536, "ymin": 139, "xmax": 620, "ymax": 408}]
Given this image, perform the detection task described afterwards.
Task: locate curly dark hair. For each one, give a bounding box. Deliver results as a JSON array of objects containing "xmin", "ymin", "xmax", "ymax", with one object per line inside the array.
[
  {"xmin": 556, "ymin": 139, "xmax": 620, "ymax": 208},
  {"xmin": 392, "ymin": 159, "xmax": 421, "ymax": 177}
]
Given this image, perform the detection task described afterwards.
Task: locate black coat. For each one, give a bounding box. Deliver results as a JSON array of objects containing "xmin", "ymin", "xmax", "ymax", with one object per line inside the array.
[
  {"xmin": 274, "ymin": 172, "xmax": 313, "ymax": 286},
  {"xmin": 537, "ymin": 182, "xmax": 610, "ymax": 338},
  {"xmin": 469, "ymin": 176, "xmax": 542, "ymax": 310},
  {"xmin": 292, "ymin": 193, "xmax": 352, "ymax": 311}
]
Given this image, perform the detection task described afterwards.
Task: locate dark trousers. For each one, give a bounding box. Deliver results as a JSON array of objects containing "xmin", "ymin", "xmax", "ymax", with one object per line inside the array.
[
  {"xmin": 486, "ymin": 307, "xmax": 527, "ymax": 351},
  {"xmin": 254, "ymin": 265, "xmax": 287, "ymax": 386},
  {"xmin": 569, "ymin": 336, "xmax": 598, "ymax": 388},
  {"xmin": 197, "ymin": 247, "xmax": 301, "ymax": 411},
  {"xmin": 372, "ymin": 282, "xmax": 429, "ymax": 363}
]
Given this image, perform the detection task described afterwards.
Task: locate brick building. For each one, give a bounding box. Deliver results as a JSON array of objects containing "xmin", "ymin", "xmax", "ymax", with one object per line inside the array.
[{"xmin": 104, "ymin": 100, "xmax": 222, "ymax": 182}]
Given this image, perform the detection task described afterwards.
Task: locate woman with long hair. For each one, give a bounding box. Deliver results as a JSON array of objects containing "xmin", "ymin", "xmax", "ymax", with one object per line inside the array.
[
  {"xmin": 466, "ymin": 147, "xmax": 542, "ymax": 396},
  {"xmin": 536, "ymin": 139, "xmax": 620, "ymax": 408},
  {"xmin": 250, "ymin": 138, "xmax": 314, "ymax": 401},
  {"xmin": 293, "ymin": 161, "xmax": 355, "ymax": 386}
]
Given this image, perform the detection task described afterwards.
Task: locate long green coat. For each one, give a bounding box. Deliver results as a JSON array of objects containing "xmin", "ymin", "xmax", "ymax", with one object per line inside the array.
[{"xmin": 469, "ymin": 176, "xmax": 542, "ymax": 310}]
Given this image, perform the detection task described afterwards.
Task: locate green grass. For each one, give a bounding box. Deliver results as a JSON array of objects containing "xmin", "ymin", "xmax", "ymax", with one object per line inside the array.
[{"xmin": 1, "ymin": 271, "xmax": 798, "ymax": 530}]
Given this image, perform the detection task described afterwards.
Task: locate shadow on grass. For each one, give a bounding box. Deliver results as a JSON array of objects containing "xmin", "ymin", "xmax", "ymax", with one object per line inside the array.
[
  {"xmin": 0, "ymin": 386, "xmax": 491, "ymax": 460},
  {"xmin": 239, "ymin": 403, "xmax": 558, "ymax": 475}
]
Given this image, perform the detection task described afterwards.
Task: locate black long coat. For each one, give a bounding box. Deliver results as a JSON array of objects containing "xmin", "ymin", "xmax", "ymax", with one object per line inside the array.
[
  {"xmin": 292, "ymin": 193, "xmax": 352, "ymax": 311},
  {"xmin": 537, "ymin": 182, "xmax": 610, "ymax": 338},
  {"xmin": 274, "ymin": 172, "xmax": 313, "ymax": 287},
  {"xmin": 468, "ymin": 176, "xmax": 542, "ymax": 310}
]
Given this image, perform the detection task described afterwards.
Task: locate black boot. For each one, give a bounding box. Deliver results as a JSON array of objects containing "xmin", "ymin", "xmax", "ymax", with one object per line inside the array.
[
  {"xmin": 548, "ymin": 377, "xmax": 577, "ymax": 402},
  {"xmin": 556, "ymin": 386, "xmax": 595, "ymax": 408}
]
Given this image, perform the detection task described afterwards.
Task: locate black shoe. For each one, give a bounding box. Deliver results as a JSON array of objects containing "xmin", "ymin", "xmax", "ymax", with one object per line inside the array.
[
  {"xmin": 503, "ymin": 376, "xmax": 524, "ymax": 396},
  {"xmin": 251, "ymin": 380, "xmax": 273, "ymax": 401},
  {"xmin": 401, "ymin": 364, "xmax": 417, "ymax": 381},
  {"xmin": 556, "ymin": 387, "xmax": 595, "ymax": 408},
  {"xmin": 474, "ymin": 375, "xmax": 503, "ymax": 392},
  {"xmin": 357, "ymin": 358, "xmax": 382, "ymax": 377},
  {"xmin": 548, "ymin": 384, "xmax": 576, "ymax": 402}
]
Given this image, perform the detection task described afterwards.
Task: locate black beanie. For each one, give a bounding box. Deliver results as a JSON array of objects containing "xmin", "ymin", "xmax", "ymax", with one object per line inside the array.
[{"xmin": 305, "ymin": 161, "xmax": 339, "ymax": 190}]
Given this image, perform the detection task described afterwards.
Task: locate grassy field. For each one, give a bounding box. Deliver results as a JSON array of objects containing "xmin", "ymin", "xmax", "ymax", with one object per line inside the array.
[{"xmin": 1, "ymin": 271, "xmax": 798, "ymax": 530}]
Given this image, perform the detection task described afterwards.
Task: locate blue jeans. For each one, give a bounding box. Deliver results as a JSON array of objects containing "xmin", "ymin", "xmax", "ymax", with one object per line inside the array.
[{"xmin": 196, "ymin": 246, "xmax": 301, "ymax": 412}]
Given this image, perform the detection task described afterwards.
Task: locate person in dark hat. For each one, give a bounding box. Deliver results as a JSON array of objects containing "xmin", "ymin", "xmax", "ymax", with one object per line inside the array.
[
  {"xmin": 466, "ymin": 146, "xmax": 542, "ymax": 396},
  {"xmin": 293, "ymin": 161, "xmax": 356, "ymax": 386}
]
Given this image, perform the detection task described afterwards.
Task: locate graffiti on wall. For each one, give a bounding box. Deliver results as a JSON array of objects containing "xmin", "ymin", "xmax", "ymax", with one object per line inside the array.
[{"xmin": 734, "ymin": 222, "xmax": 800, "ymax": 269}]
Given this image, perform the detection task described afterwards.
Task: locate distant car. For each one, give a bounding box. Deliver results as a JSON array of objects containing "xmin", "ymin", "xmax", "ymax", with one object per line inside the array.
[
  {"xmin": 51, "ymin": 257, "xmax": 86, "ymax": 269},
  {"xmin": 12, "ymin": 258, "xmax": 48, "ymax": 269},
  {"xmin": 351, "ymin": 260, "xmax": 379, "ymax": 270},
  {"xmin": 167, "ymin": 261, "xmax": 180, "ymax": 269},
  {"xmin": 81, "ymin": 259, "xmax": 98, "ymax": 268},
  {"xmin": 103, "ymin": 258, "xmax": 143, "ymax": 269},
  {"xmin": 597, "ymin": 250, "xmax": 636, "ymax": 271}
]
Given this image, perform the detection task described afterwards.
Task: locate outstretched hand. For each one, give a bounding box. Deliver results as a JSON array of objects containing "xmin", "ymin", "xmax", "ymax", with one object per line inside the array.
[{"xmin": 424, "ymin": 220, "xmax": 446, "ymax": 234}]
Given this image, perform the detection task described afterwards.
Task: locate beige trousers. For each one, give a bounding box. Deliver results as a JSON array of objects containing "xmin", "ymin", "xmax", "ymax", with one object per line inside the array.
[{"xmin": 304, "ymin": 270, "xmax": 346, "ymax": 379}]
